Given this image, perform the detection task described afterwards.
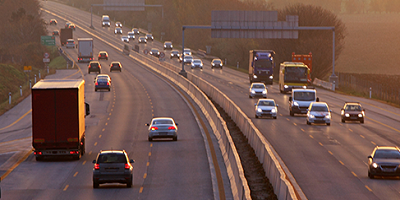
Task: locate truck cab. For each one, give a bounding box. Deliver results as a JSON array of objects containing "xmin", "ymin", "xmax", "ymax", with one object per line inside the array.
[
  {"xmin": 289, "ymin": 88, "xmax": 319, "ymax": 116},
  {"xmin": 249, "ymin": 50, "xmax": 275, "ymax": 85}
]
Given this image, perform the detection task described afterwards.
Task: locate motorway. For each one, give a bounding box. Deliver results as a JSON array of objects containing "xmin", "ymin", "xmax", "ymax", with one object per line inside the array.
[
  {"xmin": 0, "ymin": 1, "xmax": 237, "ymax": 200},
  {"xmin": 2, "ymin": 1, "xmax": 400, "ymax": 199}
]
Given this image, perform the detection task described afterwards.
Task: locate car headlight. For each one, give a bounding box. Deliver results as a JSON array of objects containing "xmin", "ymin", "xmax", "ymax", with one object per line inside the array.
[
  {"xmin": 345, "ymin": 113, "xmax": 350, "ymax": 117},
  {"xmin": 212, "ymin": 63, "xmax": 215, "ymax": 66},
  {"xmin": 164, "ymin": 45, "xmax": 166, "ymax": 47},
  {"xmin": 200, "ymin": 63, "xmax": 203, "ymax": 66},
  {"xmin": 325, "ymin": 114, "xmax": 331, "ymax": 119},
  {"xmin": 171, "ymin": 54, "xmax": 173, "ymax": 56},
  {"xmin": 293, "ymin": 102, "xmax": 299, "ymax": 106},
  {"xmin": 303, "ymin": 86, "xmax": 307, "ymax": 89},
  {"xmin": 253, "ymin": 75, "xmax": 257, "ymax": 79},
  {"xmin": 257, "ymin": 108, "xmax": 262, "ymax": 112},
  {"xmin": 341, "ymin": 110, "xmax": 344, "ymax": 115},
  {"xmin": 358, "ymin": 114, "xmax": 363, "ymax": 117},
  {"xmin": 269, "ymin": 75, "xmax": 273, "ymax": 79},
  {"xmin": 262, "ymin": 90, "xmax": 267, "ymax": 94},
  {"xmin": 251, "ymin": 90, "xmax": 255, "ymax": 94},
  {"xmin": 372, "ymin": 163, "xmax": 378, "ymax": 168},
  {"xmin": 271, "ymin": 108, "xmax": 276, "ymax": 113},
  {"xmin": 171, "ymin": 45, "xmax": 173, "ymax": 48},
  {"xmin": 284, "ymin": 85, "xmax": 289, "ymax": 89},
  {"xmin": 308, "ymin": 114, "xmax": 315, "ymax": 118}
]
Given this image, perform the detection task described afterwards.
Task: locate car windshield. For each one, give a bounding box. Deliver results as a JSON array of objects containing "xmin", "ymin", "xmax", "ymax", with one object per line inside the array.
[
  {"xmin": 98, "ymin": 154, "xmax": 126, "ymax": 163},
  {"xmin": 91, "ymin": 63, "xmax": 99, "ymax": 67},
  {"xmin": 213, "ymin": 60, "xmax": 221, "ymax": 64},
  {"xmin": 97, "ymin": 78, "xmax": 108, "ymax": 83},
  {"xmin": 258, "ymin": 101, "xmax": 274, "ymax": 106},
  {"xmin": 194, "ymin": 60, "xmax": 201, "ymax": 63},
  {"xmin": 345, "ymin": 105, "xmax": 361, "ymax": 111},
  {"xmin": 172, "ymin": 51, "xmax": 178, "ymax": 54},
  {"xmin": 311, "ymin": 105, "xmax": 328, "ymax": 112},
  {"xmin": 112, "ymin": 63, "xmax": 119, "ymax": 67},
  {"xmin": 293, "ymin": 91, "xmax": 315, "ymax": 101},
  {"xmin": 284, "ymin": 67, "xmax": 308, "ymax": 83},
  {"xmin": 252, "ymin": 84, "xmax": 265, "ymax": 89},
  {"xmin": 185, "ymin": 56, "xmax": 193, "ymax": 59},
  {"xmin": 374, "ymin": 150, "xmax": 400, "ymax": 159},
  {"xmin": 153, "ymin": 119, "xmax": 173, "ymax": 125},
  {"xmin": 128, "ymin": 33, "xmax": 134, "ymax": 35},
  {"xmin": 100, "ymin": 53, "xmax": 106, "ymax": 56}
]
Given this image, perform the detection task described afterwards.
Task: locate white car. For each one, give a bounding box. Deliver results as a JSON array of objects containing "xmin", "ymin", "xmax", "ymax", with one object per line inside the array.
[
  {"xmin": 121, "ymin": 36, "xmax": 129, "ymax": 43},
  {"xmin": 255, "ymin": 99, "xmax": 278, "ymax": 119},
  {"xmin": 306, "ymin": 102, "xmax": 331, "ymax": 126},
  {"xmin": 128, "ymin": 32, "xmax": 135, "ymax": 40},
  {"xmin": 115, "ymin": 21, "xmax": 123, "ymax": 27},
  {"xmin": 249, "ymin": 82, "xmax": 267, "ymax": 98},
  {"xmin": 183, "ymin": 48, "xmax": 191, "ymax": 56},
  {"xmin": 191, "ymin": 59, "xmax": 203, "ymax": 69},
  {"xmin": 114, "ymin": 27, "xmax": 122, "ymax": 34}
]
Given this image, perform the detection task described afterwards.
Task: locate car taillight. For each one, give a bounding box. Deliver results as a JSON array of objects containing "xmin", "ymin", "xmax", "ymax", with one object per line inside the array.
[
  {"xmin": 107, "ymin": 82, "xmax": 110, "ymax": 85},
  {"xmin": 95, "ymin": 82, "xmax": 98, "ymax": 85},
  {"xmin": 150, "ymin": 126, "xmax": 158, "ymax": 130},
  {"xmin": 94, "ymin": 163, "xmax": 100, "ymax": 170},
  {"xmin": 168, "ymin": 126, "xmax": 176, "ymax": 130},
  {"xmin": 34, "ymin": 151, "xmax": 42, "ymax": 155},
  {"xmin": 125, "ymin": 164, "xmax": 131, "ymax": 169}
]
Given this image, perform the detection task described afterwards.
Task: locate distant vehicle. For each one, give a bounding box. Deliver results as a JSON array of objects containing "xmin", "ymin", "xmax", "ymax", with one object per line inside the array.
[
  {"xmin": 368, "ymin": 146, "xmax": 400, "ymax": 179},
  {"xmin": 60, "ymin": 28, "xmax": 73, "ymax": 46},
  {"xmin": 88, "ymin": 61, "xmax": 101, "ymax": 74},
  {"xmin": 114, "ymin": 27, "xmax": 122, "ymax": 34},
  {"xmin": 49, "ymin": 19, "xmax": 57, "ymax": 25},
  {"xmin": 98, "ymin": 51, "xmax": 108, "ymax": 60},
  {"xmin": 191, "ymin": 59, "xmax": 203, "ymax": 69},
  {"xmin": 65, "ymin": 39, "xmax": 75, "ymax": 48},
  {"xmin": 249, "ymin": 82, "xmax": 267, "ymax": 98},
  {"xmin": 110, "ymin": 61, "xmax": 122, "ymax": 72},
  {"xmin": 289, "ymin": 88, "xmax": 319, "ymax": 116},
  {"xmin": 94, "ymin": 74, "xmax": 111, "ymax": 91},
  {"xmin": 292, "ymin": 52, "xmax": 312, "ymax": 83},
  {"xmin": 68, "ymin": 23, "xmax": 76, "ymax": 30},
  {"xmin": 121, "ymin": 36, "xmax": 129, "ymax": 43},
  {"xmin": 32, "ymin": 79, "xmax": 90, "ymax": 161},
  {"xmin": 92, "ymin": 150, "xmax": 134, "ymax": 188},
  {"xmin": 306, "ymin": 102, "xmax": 331, "ymax": 126},
  {"xmin": 127, "ymin": 32, "xmax": 135, "ymax": 40},
  {"xmin": 146, "ymin": 117, "xmax": 178, "ymax": 141},
  {"xmin": 149, "ymin": 48, "xmax": 160, "ymax": 57},
  {"xmin": 211, "ymin": 59, "xmax": 223, "ymax": 69},
  {"xmin": 52, "ymin": 30, "xmax": 59, "ymax": 36},
  {"xmin": 115, "ymin": 21, "xmax": 122, "ymax": 27},
  {"xmin": 132, "ymin": 28, "xmax": 139, "ymax": 35},
  {"xmin": 65, "ymin": 21, "xmax": 72, "ymax": 28},
  {"xmin": 146, "ymin": 34, "xmax": 154, "ymax": 41},
  {"xmin": 181, "ymin": 55, "xmax": 193, "ymax": 64},
  {"xmin": 341, "ymin": 102, "xmax": 365, "ymax": 123},
  {"xmin": 255, "ymin": 99, "xmax": 278, "ymax": 119},
  {"xmin": 78, "ymin": 38, "xmax": 94, "ymax": 63},
  {"xmin": 101, "ymin": 15, "xmax": 111, "ymax": 27},
  {"xmin": 163, "ymin": 41, "xmax": 173, "ymax": 50},
  {"xmin": 279, "ymin": 62, "xmax": 310, "ymax": 93},
  {"xmin": 138, "ymin": 36, "xmax": 147, "ymax": 44},
  {"xmin": 170, "ymin": 50, "xmax": 179, "ymax": 59},
  {"xmin": 249, "ymin": 50, "xmax": 275, "ymax": 84},
  {"xmin": 183, "ymin": 48, "xmax": 191, "ymax": 56}
]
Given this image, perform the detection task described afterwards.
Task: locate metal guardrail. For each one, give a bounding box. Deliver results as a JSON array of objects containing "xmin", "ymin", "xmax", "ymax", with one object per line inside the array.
[
  {"xmin": 126, "ymin": 49, "xmax": 306, "ymax": 199},
  {"xmin": 58, "ymin": 47, "xmax": 77, "ymax": 69},
  {"xmin": 313, "ymin": 78, "xmax": 334, "ymax": 91}
]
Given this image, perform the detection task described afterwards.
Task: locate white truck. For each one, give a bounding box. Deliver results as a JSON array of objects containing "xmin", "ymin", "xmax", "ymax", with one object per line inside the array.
[{"xmin": 78, "ymin": 38, "xmax": 93, "ymax": 63}]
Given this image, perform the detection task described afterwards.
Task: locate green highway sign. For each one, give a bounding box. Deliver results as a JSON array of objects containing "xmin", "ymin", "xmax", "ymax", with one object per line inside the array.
[{"xmin": 41, "ymin": 36, "xmax": 55, "ymax": 46}]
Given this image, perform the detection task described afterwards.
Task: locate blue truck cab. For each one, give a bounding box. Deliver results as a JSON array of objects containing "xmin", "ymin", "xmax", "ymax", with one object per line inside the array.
[{"xmin": 249, "ymin": 50, "xmax": 275, "ymax": 85}]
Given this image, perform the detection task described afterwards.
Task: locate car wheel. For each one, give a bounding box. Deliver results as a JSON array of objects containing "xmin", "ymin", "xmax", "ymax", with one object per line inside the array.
[
  {"xmin": 360, "ymin": 119, "xmax": 364, "ymax": 124},
  {"xmin": 108, "ymin": 88, "xmax": 110, "ymax": 92},
  {"xmin": 273, "ymin": 116, "xmax": 277, "ymax": 119},
  {"xmin": 88, "ymin": 71, "xmax": 90, "ymax": 74},
  {"xmin": 341, "ymin": 119, "xmax": 345, "ymax": 123},
  {"xmin": 173, "ymin": 136, "xmax": 178, "ymax": 141},
  {"xmin": 368, "ymin": 172, "xmax": 374, "ymax": 179},
  {"xmin": 327, "ymin": 123, "xmax": 330, "ymax": 126},
  {"xmin": 307, "ymin": 120, "xmax": 311, "ymax": 125},
  {"xmin": 119, "ymin": 69, "xmax": 122, "ymax": 72},
  {"xmin": 95, "ymin": 89, "xmax": 97, "ymax": 92},
  {"xmin": 255, "ymin": 115, "xmax": 258, "ymax": 118},
  {"xmin": 249, "ymin": 95, "xmax": 252, "ymax": 98},
  {"xmin": 127, "ymin": 176, "xmax": 133, "ymax": 188},
  {"xmin": 93, "ymin": 181, "xmax": 99, "ymax": 188},
  {"xmin": 148, "ymin": 137, "xmax": 152, "ymax": 141},
  {"xmin": 35, "ymin": 156, "xmax": 43, "ymax": 161},
  {"xmin": 290, "ymin": 110, "xmax": 294, "ymax": 116}
]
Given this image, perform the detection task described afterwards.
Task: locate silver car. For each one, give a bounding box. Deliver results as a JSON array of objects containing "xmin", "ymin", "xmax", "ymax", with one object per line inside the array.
[
  {"xmin": 146, "ymin": 117, "xmax": 178, "ymax": 141},
  {"xmin": 306, "ymin": 102, "xmax": 331, "ymax": 126},
  {"xmin": 92, "ymin": 150, "xmax": 134, "ymax": 188},
  {"xmin": 191, "ymin": 59, "xmax": 203, "ymax": 69},
  {"xmin": 255, "ymin": 99, "xmax": 278, "ymax": 119},
  {"xmin": 127, "ymin": 32, "xmax": 135, "ymax": 40},
  {"xmin": 114, "ymin": 27, "xmax": 122, "ymax": 34},
  {"xmin": 121, "ymin": 36, "xmax": 129, "ymax": 43},
  {"xmin": 65, "ymin": 39, "xmax": 75, "ymax": 48},
  {"xmin": 249, "ymin": 82, "xmax": 267, "ymax": 98},
  {"xmin": 182, "ymin": 55, "xmax": 193, "ymax": 64}
]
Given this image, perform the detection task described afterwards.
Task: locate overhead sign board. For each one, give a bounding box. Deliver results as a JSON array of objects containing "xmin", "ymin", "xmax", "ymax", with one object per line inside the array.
[
  {"xmin": 211, "ymin": 11, "xmax": 298, "ymax": 39},
  {"xmin": 103, "ymin": 0, "xmax": 145, "ymax": 11},
  {"xmin": 41, "ymin": 36, "xmax": 55, "ymax": 46}
]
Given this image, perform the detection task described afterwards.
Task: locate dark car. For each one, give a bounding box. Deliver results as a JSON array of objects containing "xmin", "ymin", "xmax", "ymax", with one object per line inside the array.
[
  {"xmin": 49, "ymin": 19, "xmax": 57, "ymax": 25},
  {"xmin": 52, "ymin": 30, "xmax": 59, "ymax": 36},
  {"xmin": 146, "ymin": 34, "xmax": 154, "ymax": 41},
  {"xmin": 94, "ymin": 74, "xmax": 111, "ymax": 91},
  {"xmin": 98, "ymin": 51, "xmax": 108, "ymax": 60},
  {"xmin": 341, "ymin": 102, "xmax": 365, "ymax": 123},
  {"xmin": 110, "ymin": 61, "xmax": 122, "ymax": 72},
  {"xmin": 170, "ymin": 50, "xmax": 179, "ymax": 59},
  {"xmin": 132, "ymin": 28, "xmax": 139, "ymax": 35},
  {"xmin": 368, "ymin": 146, "xmax": 400, "ymax": 179},
  {"xmin": 211, "ymin": 58, "xmax": 223, "ymax": 69},
  {"xmin": 65, "ymin": 22, "xmax": 71, "ymax": 28},
  {"xmin": 163, "ymin": 41, "xmax": 173, "ymax": 50},
  {"xmin": 92, "ymin": 150, "xmax": 134, "ymax": 188},
  {"xmin": 115, "ymin": 21, "xmax": 123, "ymax": 27},
  {"xmin": 88, "ymin": 61, "xmax": 101, "ymax": 74},
  {"xmin": 68, "ymin": 23, "xmax": 76, "ymax": 30},
  {"xmin": 149, "ymin": 48, "xmax": 160, "ymax": 57}
]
